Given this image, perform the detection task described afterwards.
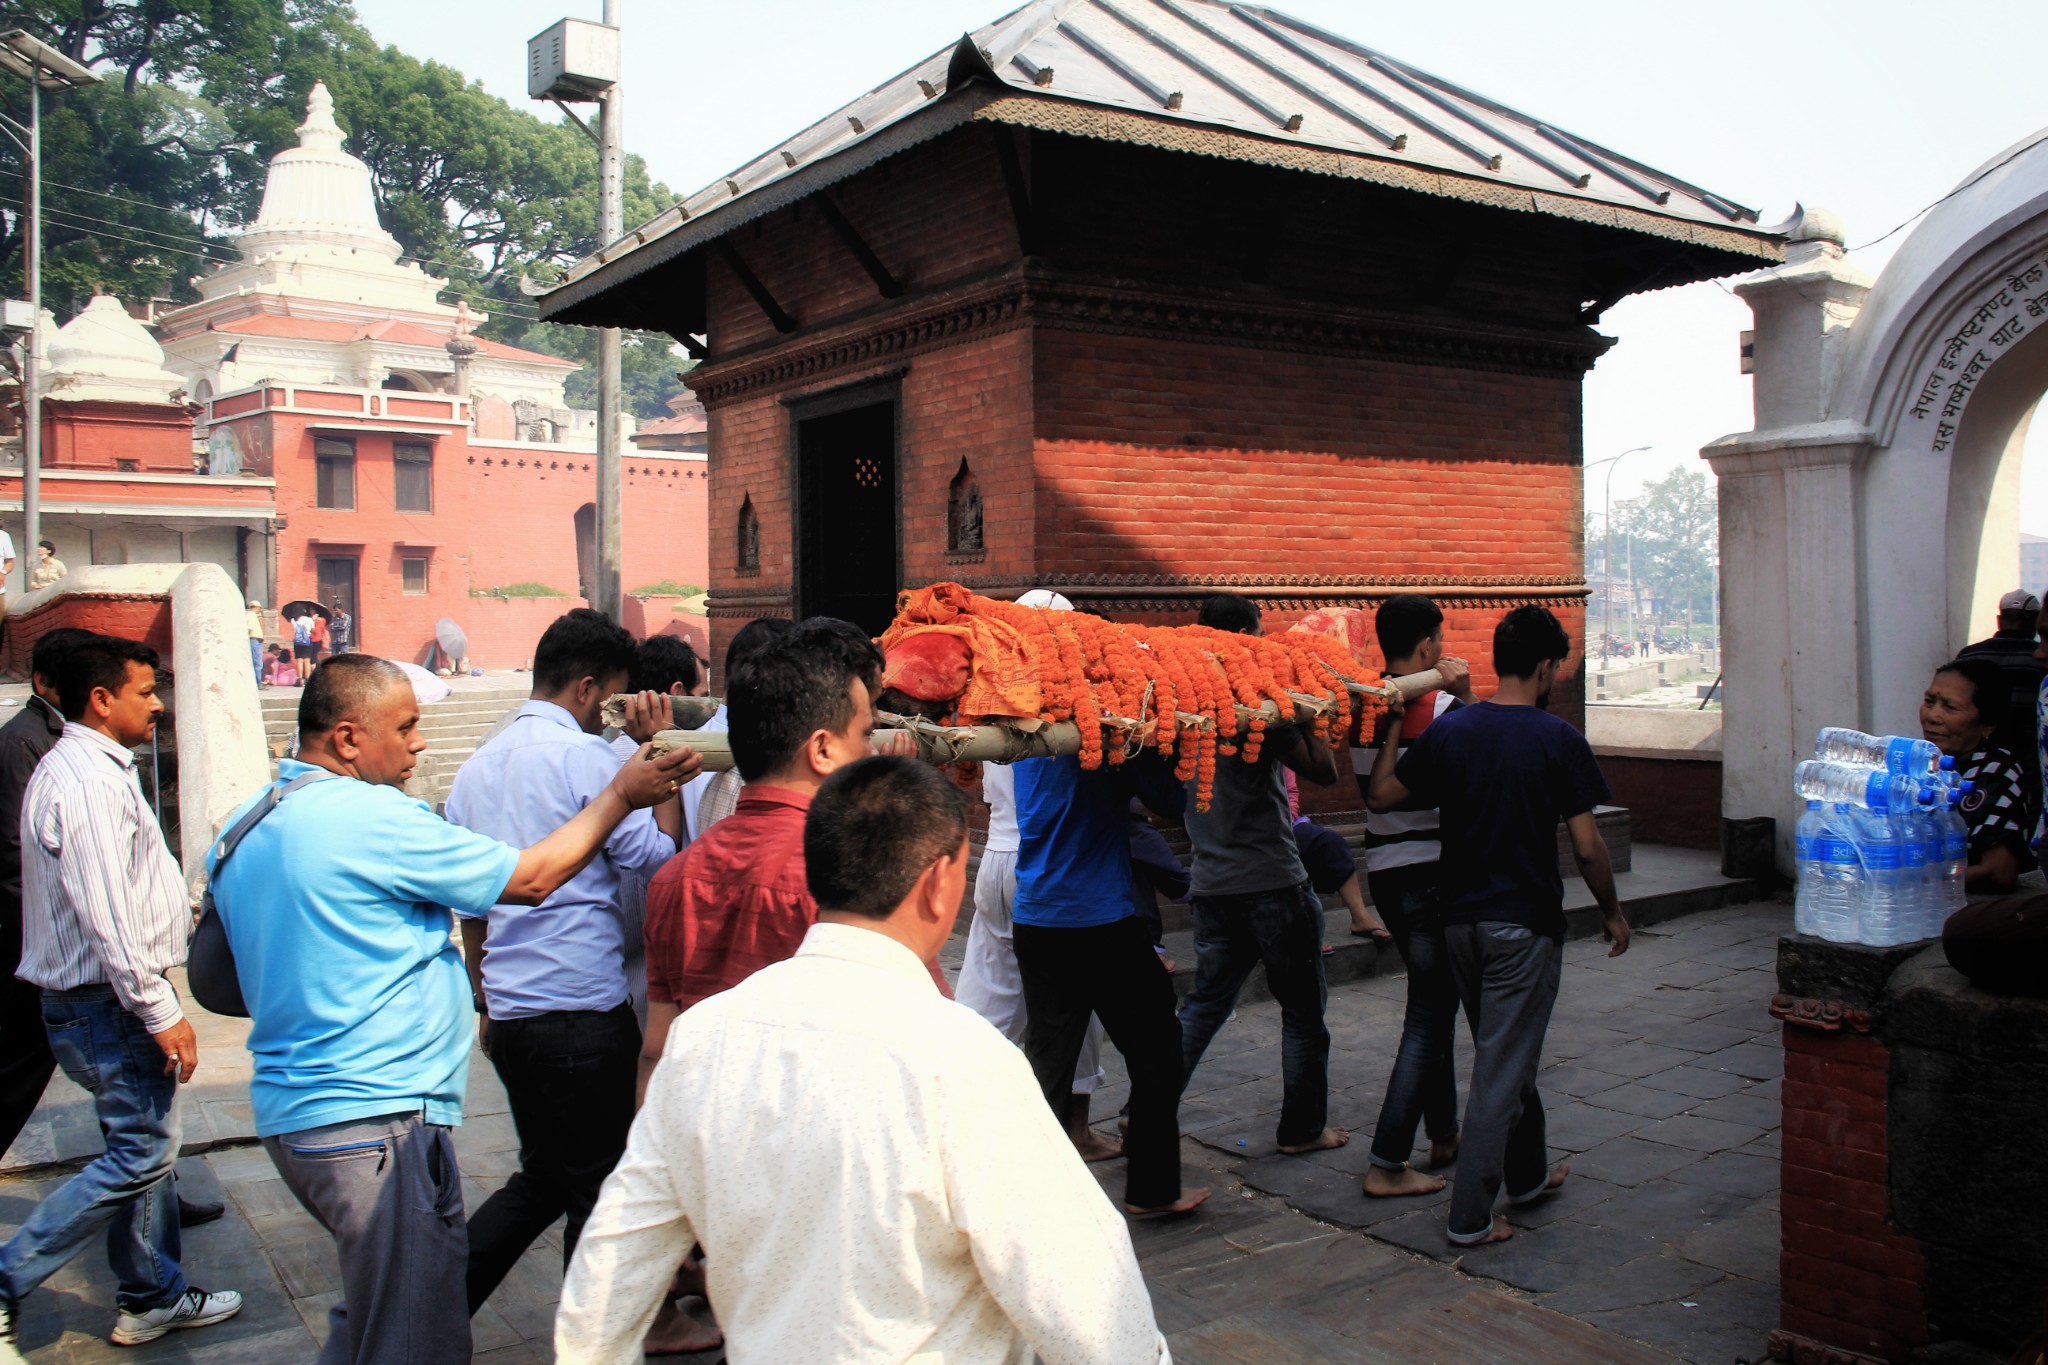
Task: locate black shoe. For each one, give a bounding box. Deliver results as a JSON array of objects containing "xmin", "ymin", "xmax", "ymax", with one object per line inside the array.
[{"xmin": 178, "ymin": 1196, "xmax": 225, "ymax": 1228}]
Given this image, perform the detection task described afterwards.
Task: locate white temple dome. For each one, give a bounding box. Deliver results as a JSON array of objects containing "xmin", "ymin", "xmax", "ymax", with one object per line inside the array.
[
  {"xmin": 239, "ymin": 82, "xmax": 402, "ymax": 263},
  {"xmin": 46, "ymin": 295, "xmax": 186, "ymax": 404}
]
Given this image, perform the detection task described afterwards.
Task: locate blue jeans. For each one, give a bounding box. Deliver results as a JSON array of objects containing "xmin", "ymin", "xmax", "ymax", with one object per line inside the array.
[
  {"xmin": 0, "ymin": 986, "xmax": 185, "ymax": 1312},
  {"xmin": 1365, "ymin": 864, "xmax": 1462, "ymax": 1168},
  {"xmin": 1179, "ymin": 881, "xmax": 1330, "ymax": 1146},
  {"xmin": 250, "ymin": 637, "xmax": 263, "ymax": 682}
]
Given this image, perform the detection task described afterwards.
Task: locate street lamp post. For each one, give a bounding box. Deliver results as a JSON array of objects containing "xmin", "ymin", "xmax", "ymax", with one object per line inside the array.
[
  {"xmin": 1586, "ymin": 445, "xmax": 1650, "ymax": 664},
  {"xmin": 0, "ymin": 32, "xmax": 97, "ymax": 595}
]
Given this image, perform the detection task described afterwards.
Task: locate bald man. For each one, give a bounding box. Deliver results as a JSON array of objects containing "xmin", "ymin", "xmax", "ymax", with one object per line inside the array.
[{"xmin": 208, "ymin": 655, "xmax": 698, "ymax": 1365}]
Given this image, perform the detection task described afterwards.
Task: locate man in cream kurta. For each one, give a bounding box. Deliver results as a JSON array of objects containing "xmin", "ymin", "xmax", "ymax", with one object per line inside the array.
[{"xmin": 557, "ymin": 756, "xmax": 1167, "ymax": 1365}]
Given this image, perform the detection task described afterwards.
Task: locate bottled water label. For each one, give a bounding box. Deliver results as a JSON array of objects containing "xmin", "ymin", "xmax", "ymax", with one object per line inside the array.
[
  {"xmin": 1861, "ymin": 842, "xmax": 1902, "ymax": 870},
  {"xmin": 1820, "ymin": 835, "xmax": 1857, "ymax": 865}
]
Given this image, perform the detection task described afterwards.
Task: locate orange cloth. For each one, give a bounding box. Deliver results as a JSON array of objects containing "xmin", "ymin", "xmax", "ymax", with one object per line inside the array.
[
  {"xmin": 1290, "ymin": 606, "xmax": 1381, "ymax": 671},
  {"xmin": 881, "ymin": 585, "xmax": 1043, "ymax": 720},
  {"xmin": 881, "ymin": 627, "xmax": 972, "ymax": 702}
]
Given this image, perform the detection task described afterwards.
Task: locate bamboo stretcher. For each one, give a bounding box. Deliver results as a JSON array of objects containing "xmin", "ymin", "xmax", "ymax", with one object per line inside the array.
[{"xmin": 603, "ymin": 669, "xmax": 1444, "ymax": 775}]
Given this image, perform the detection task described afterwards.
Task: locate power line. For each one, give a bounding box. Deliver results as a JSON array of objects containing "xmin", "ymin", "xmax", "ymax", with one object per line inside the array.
[{"xmin": 1848, "ymin": 133, "xmax": 2048, "ymax": 254}]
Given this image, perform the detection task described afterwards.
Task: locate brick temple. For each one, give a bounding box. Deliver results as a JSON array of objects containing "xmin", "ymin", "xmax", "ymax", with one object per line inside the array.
[{"xmin": 541, "ymin": 0, "xmax": 1781, "ymax": 714}]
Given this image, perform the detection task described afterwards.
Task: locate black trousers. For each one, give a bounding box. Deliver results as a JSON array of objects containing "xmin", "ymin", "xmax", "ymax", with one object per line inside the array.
[
  {"xmin": 0, "ymin": 928, "xmax": 55, "ymax": 1157},
  {"xmin": 1014, "ymin": 915, "xmax": 1185, "ymax": 1209},
  {"xmin": 465, "ymin": 1002, "xmax": 639, "ymax": 1313}
]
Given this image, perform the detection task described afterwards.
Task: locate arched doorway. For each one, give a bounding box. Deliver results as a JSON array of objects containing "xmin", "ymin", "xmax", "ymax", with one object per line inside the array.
[{"xmin": 1707, "ymin": 129, "xmax": 2048, "ymax": 861}]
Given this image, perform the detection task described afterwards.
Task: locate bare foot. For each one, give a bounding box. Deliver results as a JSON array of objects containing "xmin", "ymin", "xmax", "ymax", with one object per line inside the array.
[
  {"xmin": 1362, "ymin": 1165, "xmax": 1447, "ymax": 1198},
  {"xmin": 1124, "ymin": 1187, "xmax": 1212, "ymax": 1218},
  {"xmin": 1072, "ymin": 1127, "xmax": 1125, "ymax": 1162},
  {"xmin": 1278, "ymin": 1126, "xmax": 1350, "ymax": 1155},
  {"xmin": 1426, "ymin": 1134, "xmax": 1460, "ymax": 1169},
  {"xmin": 643, "ymin": 1296, "xmax": 723, "ymax": 1357},
  {"xmin": 1348, "ymin": 913, "xmax": 1393, "ymax": 942},
  {"xmin": 1510, "ymin": 1162, "xmax": 1570, "ymax": 1206},
  {"xmin": 1449, "ymin": 1214, "xmax": 1514, "ymax": 1247}
]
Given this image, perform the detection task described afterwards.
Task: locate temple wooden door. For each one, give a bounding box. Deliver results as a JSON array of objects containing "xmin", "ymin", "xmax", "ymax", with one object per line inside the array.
[{"xmin": 796, "ymin": 400, "xmax": 899, "ymax": 635}]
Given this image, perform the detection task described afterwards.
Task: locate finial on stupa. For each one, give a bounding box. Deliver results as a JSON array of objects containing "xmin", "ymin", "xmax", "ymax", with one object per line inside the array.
[{"xmin": 296, "ymin": 81, "xmax": 346, "ymax": 154}]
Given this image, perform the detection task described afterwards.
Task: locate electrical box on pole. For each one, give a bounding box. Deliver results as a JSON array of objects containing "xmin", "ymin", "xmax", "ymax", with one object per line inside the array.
[{"xmin": 528, "ymin": 19, "xmax": 618, "ymax": 101}]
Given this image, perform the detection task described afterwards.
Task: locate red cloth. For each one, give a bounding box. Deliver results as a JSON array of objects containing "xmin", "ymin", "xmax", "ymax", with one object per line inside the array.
[{"xmin": 644, "ymin": 785, "xmax": 951, "ymax": 1010}]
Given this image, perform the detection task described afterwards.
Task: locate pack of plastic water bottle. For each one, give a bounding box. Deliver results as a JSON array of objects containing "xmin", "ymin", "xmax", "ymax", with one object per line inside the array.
[{"xmin": 1792, "ymin": 727, "xmax": 1969, "ymax": 946}]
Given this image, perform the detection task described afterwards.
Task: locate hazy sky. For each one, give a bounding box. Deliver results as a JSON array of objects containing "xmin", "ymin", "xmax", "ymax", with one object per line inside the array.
[{"xmin": 351, "ymin": 0, "xmax": 2048, "ymax": 529}]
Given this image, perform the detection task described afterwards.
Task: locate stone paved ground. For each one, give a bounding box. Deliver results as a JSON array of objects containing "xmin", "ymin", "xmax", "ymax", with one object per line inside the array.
[
  {"xmin": 1089, "ymin": 898, "xmax": 1788, "ymax": 1365},
  {"xmin": 0, "ymin": 899, "xmax": 1786, "ymax": 1363}
]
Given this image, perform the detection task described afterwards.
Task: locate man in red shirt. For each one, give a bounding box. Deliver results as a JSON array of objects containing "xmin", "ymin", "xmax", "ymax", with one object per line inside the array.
[{"xmin": 640, "ymin": 619, "xmax": 943, "ymax": 1087}]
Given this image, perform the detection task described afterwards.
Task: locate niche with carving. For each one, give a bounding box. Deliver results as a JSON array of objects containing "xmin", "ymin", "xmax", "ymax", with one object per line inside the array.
[
  {"xmin": 736, "ymin": 494, "xmax": 761, "ymax": 574},
  {"xmin": 947, "ymin": 459, "xmax": 984, "ymax": 557}
]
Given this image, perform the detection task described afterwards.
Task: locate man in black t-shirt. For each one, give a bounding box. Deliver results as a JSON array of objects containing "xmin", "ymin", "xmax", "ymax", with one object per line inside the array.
[
  {"xmin": 1957, "ymin": 590, "xmax": 2047, "ymax": 791},
  {"xmin": 1367, "ymin": 605, "xmax": 1630, "ymax": 1247}
]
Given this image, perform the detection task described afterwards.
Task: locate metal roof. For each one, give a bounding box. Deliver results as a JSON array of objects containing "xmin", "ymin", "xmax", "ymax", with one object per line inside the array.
[{"xmin": 544, "ymin": 0, "xmax": 1775, "ymax": 319}]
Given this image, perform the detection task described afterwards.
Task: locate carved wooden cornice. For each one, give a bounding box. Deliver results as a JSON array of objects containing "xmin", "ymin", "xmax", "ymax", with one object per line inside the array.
[
  {"xmin": 1768, "ymin": 993, "xmax": 1874, "ymax": 1033},
  {"xmin": 689, "ymin": 273, "xmax": 1612, "ymax": 406}
]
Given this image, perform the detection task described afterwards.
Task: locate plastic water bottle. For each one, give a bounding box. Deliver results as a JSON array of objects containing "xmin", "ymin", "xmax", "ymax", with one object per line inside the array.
[
  {"xmin": 1895, "ymin": 800, "xmax": 1934, "ymax": 936},
  {"xmin": 1814, "ymin": 727, "xmax": 1954, "ymax": 778},
  {"xmin": 1847, "ymin": 803, "xmax": 1911, "ymax": 946},
  {"xmin": 1812, "ymin": 805, "xmax": 1863, "ymax": 943},
  {"xmin": 1793, "ymin": 760, "xmax": 1919, "ymax": 812},
  {"xmin": 1936, "ymin": 793, "xmax": 1969, "ymax": 919},
  {"xmin": 1794, "ymin": 801, "xmax": 1825, "ymax": 936}
]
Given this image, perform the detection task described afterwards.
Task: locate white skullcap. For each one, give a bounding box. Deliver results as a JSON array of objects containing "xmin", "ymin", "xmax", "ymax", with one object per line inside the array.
[{"xmin": 1015, "ymin": 589, "xmax": 1074, "ymax": 611}]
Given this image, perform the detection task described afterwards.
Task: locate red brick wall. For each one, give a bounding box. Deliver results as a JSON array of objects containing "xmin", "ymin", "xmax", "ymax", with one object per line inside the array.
[
  {"xmin": 1596, "ymin": 755, "xmax": 1722, "ymax": 849},
  {"xmin": 3, "ymin": 594, "xmax": 172, "ymax": 678},
  {"xmin": 1779, "ymin": 1027, "xmax": 1928, "ymax": 1360},
  {"xmin": 41, "ymin": 399, "xmax": 197, "ymax": 473}
]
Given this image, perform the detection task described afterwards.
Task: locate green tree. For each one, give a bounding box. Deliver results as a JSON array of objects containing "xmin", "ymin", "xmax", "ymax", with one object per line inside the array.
[
  {"xmin": 0, "ymin": 1, "xmax": 686, "ymax": 416},
  {"xmin": 1612, "ymin": 468, "xmax": 1718, "ymax": 633}
]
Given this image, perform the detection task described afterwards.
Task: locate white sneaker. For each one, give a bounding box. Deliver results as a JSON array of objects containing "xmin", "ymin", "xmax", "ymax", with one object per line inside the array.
[
  {"xmin": 110, "ymin": 1288, "xmax": 243, "ymax": 1346},
  {"xmin": 0, "ymin": 1300, "xmax": 22, "ymax": 1364}
]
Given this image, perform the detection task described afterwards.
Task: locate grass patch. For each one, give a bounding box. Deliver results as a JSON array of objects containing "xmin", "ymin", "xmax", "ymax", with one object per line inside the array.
[
  {"xmin": 630, "ymin": 580, "xmax": 703, "ymax": 598},
  {"xmin": 471, "ymin": 582, "xmax": 569, "ymax": 598}
]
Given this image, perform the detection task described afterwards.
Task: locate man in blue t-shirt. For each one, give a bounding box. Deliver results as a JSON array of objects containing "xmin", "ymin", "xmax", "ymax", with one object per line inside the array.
[
  {"xmin": 210, "ymin": 655, "xmax": 696, "ymax": 1365},
  {"xmin": 1366, "ymin": 605, "xmax": 1630, "ymax": 1248},
  {"xmin": 1011, "ymin": 742, "xmax": 1202, "ymax": 1218}
]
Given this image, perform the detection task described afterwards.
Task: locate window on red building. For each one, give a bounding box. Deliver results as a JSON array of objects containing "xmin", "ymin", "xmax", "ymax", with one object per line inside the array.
[
  {"xmin": 394, "ymin": 443, "xmax": 433, "ymax": 513},
  {"xmin": 401, "ymin": 556, "xmax": 429, "ymax": 595},
  {"xmin": 315, "ymin": 438, "xmax": 356, "ymax": 509}
]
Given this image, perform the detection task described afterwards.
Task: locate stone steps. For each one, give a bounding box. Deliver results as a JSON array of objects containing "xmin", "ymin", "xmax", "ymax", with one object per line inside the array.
[{"xmin": 260, "ymin": 679, "xmax": 532, "ymax": 808}]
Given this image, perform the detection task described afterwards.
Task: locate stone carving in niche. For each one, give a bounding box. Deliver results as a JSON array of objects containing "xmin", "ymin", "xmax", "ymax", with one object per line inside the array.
[
  {"xmin": 737, "ymin": 495, "xmax": 760, "ymax": 574},
  {"xmin": 947, "ymin": 459, "xmax": 984, "ymax": 556}
]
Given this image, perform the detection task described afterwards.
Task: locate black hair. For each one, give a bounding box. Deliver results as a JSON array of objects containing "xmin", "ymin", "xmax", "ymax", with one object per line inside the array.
[
  {"xmin": 1492, "ymin": 605, "xmax": 1572, "ymax": 680},
  {"xmin": 532, "ymin": 608, "xmax": 638, "ymax": 695},
  {"xmin": 31, "ymin": 627, "xmax": 99, "ymax": 689},
  {"xmin": 630, "ymin": 634, "xmax": 701, "ymax": 695},
  {"xmin": 804, "ymin": 755, "xmax": 968, "ymax": 918},
  {"xmin": 794, "ymin": 615, "xmax": 885, "ymax": 693},
  {"xmin": 1375, "ymin": 594, "xmax": 1444, "ymax": 666},
  {"xmin": 1934, "ymin": 657, "xmax": 2010, "ymax": 732},
  {"xmin": 56, "ymin": 637, "xmax": 160, "ymax": 721},
  {"xmin": 36, "ymin": 540, "xmax": 54, "ymax": 553},
  {"xmin": 1197, "ymin": 592, "xmax": 1261, "ymax": 635},
  {"xmin": 299, "ymin": 654, "xmax": 408, "ymax": 736},
  {"xmin": 726, "ymin": 619, "xmax": 878, "ymax": 781},
  {"xmin": 723, "ymin": 616, "xmax": 796, "ymax": 686}
]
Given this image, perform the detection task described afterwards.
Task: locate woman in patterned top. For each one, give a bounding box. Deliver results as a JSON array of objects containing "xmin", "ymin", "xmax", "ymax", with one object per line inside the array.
[{"xmin": 1921, "ymin": 657, "xmax": 2032, "ymax": 893}]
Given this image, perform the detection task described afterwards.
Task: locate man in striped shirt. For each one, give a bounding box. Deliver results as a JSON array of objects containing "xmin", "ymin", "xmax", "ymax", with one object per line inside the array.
[
  {"xmin": 1354, "ymin": 595, "xmax": 1474, "ymax": 1199},
  {"xmin": 0, "ymin": 637, "xmax": 242, "ymax": 1349}
]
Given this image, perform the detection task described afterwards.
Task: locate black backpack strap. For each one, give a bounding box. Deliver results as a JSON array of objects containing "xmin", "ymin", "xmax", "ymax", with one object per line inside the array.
[{"xmin": 206, "ymin": 771, "xmax": 331, "ymax": 908}]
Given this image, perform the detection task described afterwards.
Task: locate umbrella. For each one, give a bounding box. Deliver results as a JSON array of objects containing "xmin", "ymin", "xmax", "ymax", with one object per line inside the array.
[
  {"xmin": 392, "ymin": 660, "xmax": 452, "ymax": 706},
  {"xmin": 280, "ymin": 600, "xmax": 332, "ymax": 622}
]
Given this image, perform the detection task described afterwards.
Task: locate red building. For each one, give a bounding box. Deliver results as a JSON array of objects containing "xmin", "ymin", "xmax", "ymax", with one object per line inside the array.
[{"xmin": 542, "ymin": 1, "xmax": 1780, "ymax": 712}]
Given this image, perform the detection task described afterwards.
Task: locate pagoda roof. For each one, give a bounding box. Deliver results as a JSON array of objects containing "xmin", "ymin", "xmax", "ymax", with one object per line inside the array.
[{"xmin": 545, "ymin": 0, "xmax": 1780, "ymax": 323}]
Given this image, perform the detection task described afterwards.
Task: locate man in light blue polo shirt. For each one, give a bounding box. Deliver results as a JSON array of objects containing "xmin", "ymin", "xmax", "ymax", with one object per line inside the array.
[
  {"xmin": 445, "ymin": 609, "xmax": 684, "ymax": 1314},
  {"xmin": 209, "ymin": 655, "xmax": 696, "ymax": 1365}
]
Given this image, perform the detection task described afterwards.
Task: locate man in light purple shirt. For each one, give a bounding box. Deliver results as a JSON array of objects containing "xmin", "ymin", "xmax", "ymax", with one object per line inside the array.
[{"xmin": 447, "ymin": 610, "xmax": 686, "ymax": 1316}]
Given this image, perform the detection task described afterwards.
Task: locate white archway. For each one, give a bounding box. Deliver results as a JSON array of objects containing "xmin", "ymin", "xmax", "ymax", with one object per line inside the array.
[{"xmin": 1707, "ymin": 129, "xmax": 2048, "ymax": 862}]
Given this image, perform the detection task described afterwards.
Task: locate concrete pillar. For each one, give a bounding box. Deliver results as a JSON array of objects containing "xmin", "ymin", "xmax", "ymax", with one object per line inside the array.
[{"xmin": 1703, "ymin": 209, "xmax": 1875, "ymax": 867}]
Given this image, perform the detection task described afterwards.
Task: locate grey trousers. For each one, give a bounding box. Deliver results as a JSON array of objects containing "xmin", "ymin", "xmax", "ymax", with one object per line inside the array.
[
  {"xmin": 262, "ymin": 1113, "xmax": 469, "ymax": 1365},
  {"xmin": 1443, "ymin": 922, "xmax": 1562, "ymax": 1241}
]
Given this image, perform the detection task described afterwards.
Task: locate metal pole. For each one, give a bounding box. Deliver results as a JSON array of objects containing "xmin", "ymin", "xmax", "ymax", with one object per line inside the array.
[
  {"xmin": 22, "ymin": 66, "xmax": 39, "ymax": 596},
  {"xmin": 593, "ymin": 0, "xmax": 624, "ymax": 620},
  {"xmin": 1601, "ymin": 474, "xmax": 1612, "ymax": 659}
]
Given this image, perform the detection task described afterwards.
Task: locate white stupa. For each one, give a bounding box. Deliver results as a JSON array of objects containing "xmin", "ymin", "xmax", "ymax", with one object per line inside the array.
[
  {"xmin": 45, "ymin": 295, "xmax": 187, "ymax": 405},
  {"xmin": 155, "ymin": 82, "xmax": 578, "ymax": 414}
]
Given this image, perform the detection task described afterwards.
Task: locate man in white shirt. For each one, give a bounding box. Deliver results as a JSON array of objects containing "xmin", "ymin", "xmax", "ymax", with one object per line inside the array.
[
  {"xmin": 558, "ymin": 755, "xmax": 1167, "ymax": 1365},
  {"xmin": 0, "ymin": 637, "xmax": 242, "ymax": 1350}
]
